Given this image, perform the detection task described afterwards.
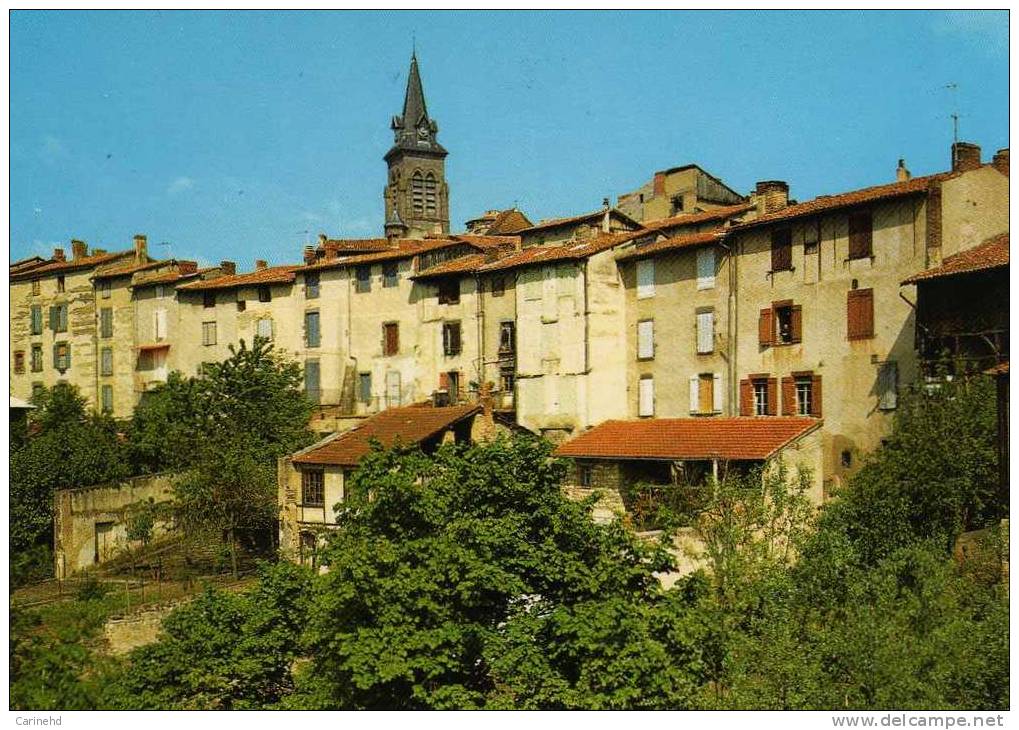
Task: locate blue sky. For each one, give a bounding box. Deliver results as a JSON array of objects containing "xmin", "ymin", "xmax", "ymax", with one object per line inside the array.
[{"xmin": 10, "ymin": 10, "xmax": 1008, "ymax": 267}]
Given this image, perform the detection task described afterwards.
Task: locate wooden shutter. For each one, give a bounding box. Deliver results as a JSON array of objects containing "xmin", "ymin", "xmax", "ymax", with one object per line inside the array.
[
  {"xmin": 696, "ymin": 248, "xmax": 715, "ymax": 289},
  {"xmin": 766, "ymin": 377, "xmax": 778, "ymax": 416},
  {"xmin": 49, "ymin": 306, "xmax": 57, "ymax": 332},
  {"xmin": 848, "ymin": 211, "xmax": 873, "ymax": 259},
  {"xmin": 384, "ymin": 323, "xmax": 399, "ymax": 355},
  {"xmin": 639, "ymin": 377, "xmax": 655, "ymax": 417},
  {"xmin": 781, "ymin": 376, "xmax": 796, "ymax": 416},
  {"xmin": 452, "ymin": 323, "xmax": 461, "ymax": 354},
  {"xmin": 637, "ymin": 320, "xmax": 654, "ymax": 359},
  {"xmin": 713, "ymin": 373, "xmax": 723, "ymax": 413},
  {"xmin": 771, "ymin": 228, "xmax": 792, "ymax": 271},
  {"xmin": 810, "ymin": 375, "xmax": 823, "ymax": 417},
  {"xmin": 739, "ymin": 379, "xmax": 753, "ymax": 416},
  {"xmin": 759, "ymin": 308, "xmax": 774, "ymax": 347},
  {"xmin": 697, "ymin": 311, "xmax": 714, "ymax": 354},
  {"xmin": 790, "ymin": 305, "xmax": 803, "ymax": 343},
  {"xmin": 847, "ymin": 288, "xmax": 874, "ymax": 340},
  {"xmin": 689, "ymin": 376, "xmax": 700, "ymax": 413},
  {"xmin": 439, "ymin": 372, "xmax": 450, "ymax": 390},
  {"xmin": 637, "ymin": 259, "xmax": 655, "ymax": 299}
]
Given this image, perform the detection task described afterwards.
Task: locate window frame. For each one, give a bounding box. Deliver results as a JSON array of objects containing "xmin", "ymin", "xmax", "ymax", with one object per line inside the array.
[
  {"xmin": 382, "ymin": 322, "xmax": 400, "ymax": 357},
  {"xmin": 358, "ymin": 372, "xmax": 372, "ymax": 404},
  {"xmin": 636, "ymin": 258, "xmax": 655, "ymax": 299},
  {"xmin": 30, "ymin": 305, "xmax": 43, "ymax": 335},
  {"xmin": 101, "ymin": 347, "xmax": 114, "ymax": 377},
  {"xmin": 304, "ymin": 310, "xmax": 321, "ymax": 349},
  {"xmin": 437, "ymin": 279, "xmax": 460, "ymax": 305},
  {"xmin": 770, "ymin": 227, "xmax": 793, "ymax": 272},
  {"xmin": 382, "ymin": 262, "xmax": 399, "ymax": 288},
  {"xmin": 305, "ymin": 272, "xmax": 320, "ymax": 299},
  {"xmin": 301, "ymin": 469, "xmax": 325, "ymax": 507},
  {"xmin": 258, "ymin": 285, "xmax": 272, "ymax": 303},
  {"xmin": 202, "ymin": 321, "xmax": 217, "ymax": 346},
  {"xmin": 638, "ymin": 375, "xmax": 655, "ymax": 417},
  {"xmin": 203, "ymin": 291, "xmax": 216, "ymax": 308},
  {"xmin": 848, "ymin": 209, "xmax": 874, "ymax": 260},
  {"xmin": 101, "ymin": 384, "xmax": 113, "ymax": 415},
  {"xmin": 30, "ymin": 344, "xmax": 43, "ymax": 373},
  {"xmin": 637, "ymin": 319, "xmax": 655, "ymax": 360},
  {"xmin": 355, "ymin": 265, "xmax": 371, "ymax": 293},
  {"xmin": 442, "ymin": 320, "xmax": 462, "ymax": 357},
  {"xmin": 13, "ymin": 351, "xmax": 25, "ymax": 374},
  {"xmin": 53, "ymin": 341, "xmax": 71, "ymax": 372},
  {"xmin": 100, "ymin": 307, "xmax": 114, "ymax": 338},
  {"xmin": 491, "ymin": 276, "xmax": 505, "ymax": 297}
]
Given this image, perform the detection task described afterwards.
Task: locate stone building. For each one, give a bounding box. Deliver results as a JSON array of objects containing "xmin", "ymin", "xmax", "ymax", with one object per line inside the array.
[{"xmin": 616, "ymin": 163, "xmax": 746, "ymax": 222}]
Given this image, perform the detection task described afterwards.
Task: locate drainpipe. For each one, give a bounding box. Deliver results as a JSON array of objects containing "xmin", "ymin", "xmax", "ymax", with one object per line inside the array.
[
  {"xmin": 717, "ymin": 235, "xmax": 737, "ymax": 416},
  {"xmin": 476, "ymin": 274, "xmax": 485, "ymax": 395}
]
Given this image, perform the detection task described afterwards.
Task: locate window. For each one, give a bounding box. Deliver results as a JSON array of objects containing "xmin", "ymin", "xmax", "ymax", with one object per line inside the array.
[
  {"xmin": 690, "ymin": 373, "xmax": 722, "ymax": 414},
  {"xmin": 154, "ymin": 309, "xmax": 167, "ymax": 341},
  {"xmin": 258, "ymin": 285, "xmax": 271, "ymax": 303},
  {"xmin": 383, "ymin": 322, "xmax": 399, "ymax": 356},
  {"xmin": 761, "ymin": 301, "xmax": 801, "ymax": 347},
  {"xmin": 50, "ymin": 304, "xmax": 68, "ymax": 333},
  {"xmin": 696, "ymin": 310, "xmax": 714, "ymax": 354},
  {"xmin": 847, "ymin": 288, "xmax": 874, "ymax": 340},
  {"xmin": 443, "ymin": 371, "xmax": 460, "ymax": 402},
  {"xmin": 100, "ymin": 307, "xmax": 114, "ymax": 338},
  {"xmin": 771, "ymin": 228, "xmax": 792, "ymax": 271},
  {"xmin": 32, "ymin": 382, "xmax": 44, "ymax": 398},
  {"xmin": 257, "ymin": 317, "xmax": 273, "ymax": 341},
  {"xmin": 696, "ymin": 247, "xmax": 716, "ymax": 289},
  {"xmin": 203, "ymin": 291, "xmax": 216, "ymax": 308},
  {"xmin": 305, "ymin": 272, "xmax": 320, "ymax": 299},
  {"xmin": 56, "ymin": 275, "xmax": 65, "ymax": 293},
  {"xmin": 491, "ymin": 276, "xmax": 505, "ymax": 297},
  {"xmin": 155, "ymin": 285, "xmax": 166, "ymax": 299},
  {"xmin": 53, "ymin": 342, "xmax": 71, "ymax": 372},
  {"xmin": 31, "ymin": 279, "xmax": 40, "ymax": 296},
  {"xmin": 636, "ymin": 259, "xmax": 655, "ymax": 299},
  {"xmin": 301, "ymin": 470, "xmax": 324, "ymax": 507},
  {"xmin": 30, "ymin": 305, "xmax": 42, "ymax": 335},
  {"xmin": 30, "ymin": 344, "xmax": 42, "ymax": 373},
  {"xmin": 202, "ymin": 321, "xmax": 217, "ymax": 346},
  {"xmin": 438, "ymin": 279, "xmax": 460, "ymax": 304},
  {"xmin": 355, "ymin": 265, "xmax": 371, "ymax": 293},
  {"xmin": 100, "ymin": 280, "xmax": 111, "ymax": 299},
  {"xmin": 499, "ymin": 321, "xmax": 516, "ymax": 355},
  {"xmin": 101, "ymin": 385, "xmax": 113, "ymax": 414},
  {"xmin": 237, "ymin": 299, "xmax": 246, "ymax": 312},
  {"xmin": 878, "ymin": 361, "xmax": 898, "ymax": 410},
  {"xmin": 358, "ymin": 372, "xmax": 372, "ymax": 403},
  {"xmin": 305, "ymin": 360, "xmax": 321, "ymax": 404},
  {"xmin": 383, "ymin": 262, "xmax": 398, "ymax": 288},
  {"xmin": 740, "ymin": 375, "xmax": 777, "ymax": 416},
  {"xmin": 101, "ymin": 347, "xmax": 113, "ymax": 377},
  {"xmin": 848, "ymin": 210, "xmax": 873, "ymax": 260},
  {"xmin": 385, "ymin": 370, "xmax": 402, "ymax": 407},
  {"xmin": 442, "ymin": 321, "xmax": 462, "ymax": 356},
  {"xmin": 412, "ymin": 171, "xmax": 424, "ymax": 215},
  {"xmin": 424, "ymin": 173, "xmax": 437, "ymax": 217},
  {"xmin": 14, "ymin": 351, "xmax": 25, "ymax": 374},
  {"xmin": 305, "ymin": 310, "xmax": 321, "ymax": 348},
  {"xmin": 578, "ymin": 464, "xmax": 593, "ymax": 487},
  {"xmin": 782, "ymin": 372, "xmax": 822, "ymax": 417},
  {"xmin": 500, "ymin": 367, "xmax": 515, "ymax": 394},
  {"xmin": 637, "ymin": 319, "xmax": 654, "ymax": 360},
  {"xmin": 638, "ymin": 376, "xmax": 655, "ymax": 417}
]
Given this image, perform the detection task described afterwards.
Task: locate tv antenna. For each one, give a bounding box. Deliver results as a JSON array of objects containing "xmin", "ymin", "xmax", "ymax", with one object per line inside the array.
[
  {"xmin": 296, "ymin": 229, "xmax": 310, "ymax": 246},
  {"xmin": 945, "ymin": 82, "xmax": 960, "ymax": 143},
  {"xmin": 158, "ymin": 241, "xmax": 172, "ymax": 260}
]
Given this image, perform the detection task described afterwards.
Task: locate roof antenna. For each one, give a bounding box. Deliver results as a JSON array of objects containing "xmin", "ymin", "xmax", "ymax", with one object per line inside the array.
[
  {"xmin": 412, "ymin": 32, "xmax": 416, "ymax": 59},
  {"xmin": 158, "ymin": 241, "xmax": 172, "ymax": 261},
  {"xmin": 945, "ymin": 82, "xmax": 960, "ymax": 143}
]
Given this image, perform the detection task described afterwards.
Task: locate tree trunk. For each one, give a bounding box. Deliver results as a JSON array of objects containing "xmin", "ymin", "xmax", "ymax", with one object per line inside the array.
[{"xmin": 229, "ymin": 525, "xmax": 238, "ymax": 579}]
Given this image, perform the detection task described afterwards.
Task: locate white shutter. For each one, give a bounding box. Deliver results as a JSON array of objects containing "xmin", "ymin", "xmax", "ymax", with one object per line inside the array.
[
  {"xmin": 637, "ymin": 320, "xmax": 654, "ymax": 359},
  {"xmin": 155, "ymin": 309, "xmax": 167, "ymax": 341},
  {"xmin": 689, "ymin": 375, "xmax": 700, "ymax": 413},
  {"xmin": 713, "ymin": 373, "xmax": 723, "ymax": 413},
  {"xmin": 639, "ymin": 377, "xmax": 655, "ymax": 417},
  {"xmin": 257, "ymin": 318, "xmax": 273, "ymax": 340},
  {"xmin": 697, "ymin": 248, "xmax": 716, "ymax": 290},
  {"xmin": 697, "ymin": 311, "xmax": 714, "ymax": 354},
  {"xmin": 637, "ymin": 259, "xmax": 655, "ymax": 299}
]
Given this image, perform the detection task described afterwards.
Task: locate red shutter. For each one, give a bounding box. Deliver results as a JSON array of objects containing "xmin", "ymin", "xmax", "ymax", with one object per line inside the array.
[
  {"xmin": 811, "ymin": 375, "xmax": 823, "ymax": 417},
  {"xmin": 781, "ymin": 376, "xmax": 795, "ymax": 416},
  {"xmin": 759, "ymin": 308, "xmax": 774, "ymax": 347},
  {"xmin": 739, "ymin": 378, "xmax": 752, "ymax": 416},
  {"xmin": 771, "ymin": 228, "xmax": 792, "ymax": 271},
  {"xmin": 791, "ymin": 305, "xmax": 803, "ymax": 343},
  {"xmin": 439, "ymin": 372, "xmax": 449, "ymax": 390},
  {"xmin": 849, "ymin": 211, "xmax": 873, "ymax": 259},
  {"xmin": 847, "ymin": 288, "xmax": 874, "ymax": 340},
  {"xmin": 766, "ymin": 377, "xmax": 778, "ymax": 416}
]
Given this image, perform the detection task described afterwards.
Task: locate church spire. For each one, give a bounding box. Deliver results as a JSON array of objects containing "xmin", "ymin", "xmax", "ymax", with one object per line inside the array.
[
  {"xmin": 387, "ymin": 52, "xmax": 446, "ymax": 159},
  {"xmin": 402, "ymin": 51, "xmax": 428, "ymax": 127}
]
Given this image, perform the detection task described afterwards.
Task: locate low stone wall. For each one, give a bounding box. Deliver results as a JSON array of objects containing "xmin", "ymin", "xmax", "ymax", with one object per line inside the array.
[
  {"xmin": 103, "ymin": 600, "xmax": 183, "ymax": 655},
  {"xmin": 54, "ymin": 473, "xmax": 175, "ymax": 579}
]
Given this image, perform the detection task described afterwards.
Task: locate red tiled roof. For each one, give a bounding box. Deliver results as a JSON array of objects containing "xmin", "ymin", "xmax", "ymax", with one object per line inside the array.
[
  {"xmin": 9, "ymin": 250, "xmax": 134, "ymax": 281},
  {"xmin": 413, "ymin": 253, "xmax": 489, "ymax": 280},
  {"xmin": 133, "ymin": 266, "xmax": 214, "ymax": 287},
  {"xmin": 92, "ymin": 258, "xmax": 170, "ymax": 280},
  {"xmin": 486, "ymin": 209, "xmax": 533, "ymax": 235},
  {"xmin": 177, "ymin": 265, "xmax": 297, "ymax": 291},
  {"xmin": 292, "ymin": 404, "xmax": 481, "ymax": 467},
  {"xmin": 9, "ymin": 256, "xmax": 48, "ymax": 274},
  {"xmin": 477, "ymin": 229, "xmax": 653, "ymax": 274},
  {"xmin": 902, "ymin": 232, "xmax": 1009, "ymax": 284},
  {"xmin": 642, "ymin": 203, "xmax": 755, "ymax": 232},
  {"xmin": 516, "ymin": 208, "xmax": 641, "ymax": 235},
  {"xmin": 615, "ymin": 230, "xmax": 724, "ymax": 263},
  {"xmin": 450, "ymin": 234, "xmax": 520, "ymax": 249},
  {"xmin": 300, "ymin": 238, "xmax": 463, "ymax": 272},
  {"xmin": 554, "ymin": 417, "xmax": 821, "ymax": 461},
  {"xmin": 734, "ymin": 174, "xmax": 946, "ymax": 230},
  {"xmin": 322, "ymin": 238, "xmax": 393, "ymax": 253},
  {"xmin": 985, "ymin": 361, "xmax": 1009, "ymax": 376}
]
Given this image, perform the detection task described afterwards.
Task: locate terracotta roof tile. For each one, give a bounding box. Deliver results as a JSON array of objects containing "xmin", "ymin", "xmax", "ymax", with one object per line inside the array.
[
  {"xmin": 321, "ymin": 238, "xmax": 393, "ymax": 253},
  {"xmin": 292, "ymin": 404, "xmax": 481, "ymax": 467},
  {"xmin": 177, "ymin": 265, "xmax": 297, "ymax": 291},
  {"xmin": 450, "ymin": 234, "xmax": 520, "ymax": 249},
  {"xmin": 9, "ymin": 256, "xmax": 48, "ymax": 274},
  {"xmin": 486, "ymin": 209, "xmax": 533, "ymax": 235},
  {"xmin": 477, "ymin": 229, "xmax": 652, "ymax": 274},
  {"xmin": 616, "ymin": 230, "xmax": 724, "ymax": 263},
  {"xmin": 554, "ymin": 417, "xmax": 821, "ymax": 461},
  {"xmin": 300, "ymin": 238, "xmax": 463, "ymax": 272},
  {"xmin": 902, "ymin": 232, "xmax": 1009, "ymax": 284},
  {"xmin": 641, "ymin": 203, "xmax": 755, "ymax": 231},
  {"xmin": 9, "ymin": 250, "xmax": 134, "ymax": 281},
  {"xmin": 516, "ymin": 207, "xmax": 641, "ymax": 235},
  {"xmin": 133, "ymin": 266, "xmax": 213, "ymax": 287},
  {"xmin": 92, "ymin": 258, "xmax": 171, "ymax": 280},
  {"xmin": 413, "ymin": 253, "xmax": 489, "ymax": 280}
]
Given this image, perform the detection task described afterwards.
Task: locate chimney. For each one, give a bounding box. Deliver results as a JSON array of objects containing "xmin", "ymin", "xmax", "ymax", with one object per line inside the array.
[
  {"xmin": 993, "ymin": 148, "xmax": 1009, "ymax": 176},
  {"xmin": 220, "ymin": 260, "xmax": 236, "ymax": 276},
  {"xmin": 93, "ymin": 248, "xmax": 107, "ymax": 255},
  {"xmin": 53, "ymin": 247, "xmax": 66, "ymax": 263},
  {"xmin": 178, "ymin": 260, "xmax": 197, "ymax": 275},
  {"xmin": 754, "ymin": 181, "xmax": 789, "ymax": 214},
  {"xmin": 324, "ymin": 241, "xmax": 340, "ymax": 259},
  {"xmin": 255, "ymin": 259, "xmax": 268, "ymax": 271},
  {"xmin": 652, "ymin": 172, "xmax": 666, "ymax": 196},
  {"xmin": 602, "ymin": 197, "xmax": 611, "ymax": 233},
  {"xmin": 303, "ymin": 246, "xmax": 316, "ymax": 265},
  {"xmin": 133, "ymin": 234, "xmax": 147, "ymax": 262},
  {"xmin": 896, "ymin": 159, "xmax": 911, "ymax": 182},
  {"xmin": 71, "ymin": 239, "xmax": 88, "ymax": 260},
  {"xmin": 951, "ymin": 141, "xmax": 982, "ymax": 172}
]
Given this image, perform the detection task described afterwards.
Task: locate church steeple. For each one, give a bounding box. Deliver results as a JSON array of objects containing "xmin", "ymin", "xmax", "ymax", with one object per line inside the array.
[{"xmin": 384, "ymin": 52, "xmax": 450, "ymax": 239}]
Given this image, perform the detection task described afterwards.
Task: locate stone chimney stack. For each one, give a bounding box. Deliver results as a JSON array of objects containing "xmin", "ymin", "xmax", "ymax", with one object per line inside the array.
[
  {"xmin": 255, "ymin": 259, "xmax": 268, "ymax": 271},
  {"xmin": 652, "ymin": 172, "xmax": 666, "ymax": 196},
  {"xmin": 220, "ymin": 260, "xmax": 236, "ymax": 276},
  {"xmin": 53, "ymin": 247, "xmax": 66, "ymax": 263},
  {"xmin": 602, "ymin": 198, "xmax": 611, "ymax": 233},
  {"xmin": 951, "ymin": 141, "xmax": 982, "ymax": 172},
  {"xmin": 178, "ymin": 260, "xmax": 198, "ymax": 275},
  {"xmin": 993, "ymin": 148, "xmax": 1009, "ymax": 176},
  {"xmin": 896, "ymin": 159, "xmax": 911, "ymax": 182},
  {"xmin": 133, "ymin": 234, "xmax": 148, "ymax": 263},
  {"xmin": 754, "ymin": 181, "xmax": 789, "ymax": 214},
  {"xmin": 303, "ymin": 246, "xmax": 316, "ymax": 265},
  {"xmin": 71, "ymin": 239, "xmax": 88, "ymax": 260}
]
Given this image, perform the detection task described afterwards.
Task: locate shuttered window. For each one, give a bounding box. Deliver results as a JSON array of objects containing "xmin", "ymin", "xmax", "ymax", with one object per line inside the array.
[
  {"xmin": 443, "ymin": 321, "xmax": 462, "ymax": 356},
  {"xmin": 848, "ymin": 210, "xmax": 873, "ymax": 259},
  {"xmin": 301, "ymin": 470, "xmax": 324, "ymax": 506},
  {"xmin": 689, "ymin": 373, "xmax": 721, "ymax": 414},
  {"xmin": 13, "ymin": 351, "xmax": 25, "ymax": 374},
  {"xmin": 696, "ymin": 247, "xmax": 716, "ymax": 289},
  {"xmin": 383, "ymin": 262, "xmax": 399, "ymax": 288},
  {"xmin": 304, "ymin": 360, "xmax": 321, "ymax": 404},
  {"xmin": 202, "ymin": 321, "xmax": 217, "ymax": 346},
  {"xmin": 637, "ymin": 319, "xmax": 654, "ymax": 360},
  {"xmin": 878, "ymin": 361, "xmax": 898, "ymax": 410},
  {"xmin": 305, "ymin": 311, "xmax": 321, "ymax": 348},
  {"xmin": 101, "ymin": 347, "xmax": 113, "ymax": 377},
  {"xmin": 696, "ymin": 310, "xmax": 714, "ymax": 354},
  {"xmin": 771, "ymin": 228, "xmax": 792, "ymax": 271},
  {"xmin": 383, "ymin": 322, "xmax": 399, "ymax": 356},
  {"xmin": 257, "ymin": 318, "xmax": 273, "ymax": 340},
  {"xmin": 638, "ymin": 376, "xmax": 654, "ymax": 417},
  {"xmin": 50, "ymin": 304, "xmax": 67, "ymax": 333},
  {"xmin": 758, "ymin": 307, "xmax": 774, "ymax": 347},
  {"xmin": 31, "ymin": 345, "xmax": 42, "ymax": 373},
  {"xmin": 305, "ymin": 272, "xmax": 320, "ymax": 299},
  {"xmin": 100, "ymin": 308, "xmax": 114, "ymax": 338},
  {"xmin": 636, "ymin": 259, "xmax": 655, "ymax": 299},
  {"xmin": 30, "ymin": 305, "xmax": 43, "ymax": 335},
  {"xmin": 355, "ymin": 266, "xmax": 371, "ymax": 293},
  {"xmin": 53, "ymin": 342, "xmax": 71, "ymax": 372},
  {"xmin": 358, "ymin": 372, "xmax": 372, "ymax": 403},
  {"xmin": 154, "ymin": 309, "xmax": 167, "ymax": 341},
  {"xmin": 847, "ymin": 288, "xmax": 875, "ymax": 340},
  {"xmin": 784, "ymin": 372, "xmax": 822, "ymax": 417},
  {"xmin": 101, "ymin": 385, "xmax": 113, "ymax": 414},
  {"xmin": 742, "ymin": 376, "xmax": 776, "ymax": 416}
]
